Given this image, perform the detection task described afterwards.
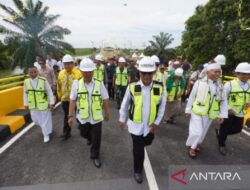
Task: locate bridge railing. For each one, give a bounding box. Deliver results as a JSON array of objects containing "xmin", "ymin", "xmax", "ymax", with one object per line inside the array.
[{"xmin": 0, "ymin": 75, "xmax": 27, "ymax": 90}]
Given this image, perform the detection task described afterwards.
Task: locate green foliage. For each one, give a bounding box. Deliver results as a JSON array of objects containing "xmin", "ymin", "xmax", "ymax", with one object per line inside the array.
[
  {"xmin": 0, "ymin": 0, "xmax": 74, "ymax": 70},
  {"xmin": 0, "ymin": 40, "xmax": 12, "ymax": 69},
  {"xmin": 180, "ymin": 0, "xmax": 250, "ymax": 74},
  {"xmin": 74, "ymin": 48, "xmax": 97, "ymax": 56},
  {"xmin": 145, "ymin": 32, "xmax": 174, "ymax": 57}
]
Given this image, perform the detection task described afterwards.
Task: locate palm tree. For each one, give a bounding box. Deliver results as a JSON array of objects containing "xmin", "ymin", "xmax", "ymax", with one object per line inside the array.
[
  {"xmin": 148, "ymin": 32, "xmax": 174, "ymax": 57},
  {"xmin": 0, "ymin": 0, "xmax": 74, "ymax": 69}
]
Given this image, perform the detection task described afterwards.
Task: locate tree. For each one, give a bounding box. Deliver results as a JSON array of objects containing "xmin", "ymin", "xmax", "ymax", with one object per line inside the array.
[
  {"xmin": 0, "ymin": 40, "xmax": 11, "ymax": 69},
  {"xmin": 180, "ymin": 0, "xmax": 250, "ymax": 73},
  {"xmin": 146, "ymin": 32, "xmax": 174, "ymax": 57},
  {"xmin": 0, "ymin": 0, "xmax": 74, "ymax": 69}
]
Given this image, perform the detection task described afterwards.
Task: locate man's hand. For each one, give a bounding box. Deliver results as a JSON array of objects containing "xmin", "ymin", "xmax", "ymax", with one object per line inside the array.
[
  {"xmin": 217, "ymin": 118, "xmax": 224, "ymax": 124},
  {"xmin": 119, "ymin": 122, "xmax": 125, "ymax": 129},
  {"xmin": 49, "ymin": 104, "xmax": 54, "ymax": 111},
  {"xmin": 68, "ymin": 117, "xmax": 73, "ymax": 127},
  {"xmin": 104, "ymin": 112, "xmax": 109, "ymax": 121},
  {"xmin": 150, "ymin": 123, "xmax": 158, "ymax": 133},
  {"xmin": 244, "ymin": 103, "xmax": 250, "ymax": 110},
  {"xmin": 228, "ymin": 109, "xmax": 236, "ymax": 116}
]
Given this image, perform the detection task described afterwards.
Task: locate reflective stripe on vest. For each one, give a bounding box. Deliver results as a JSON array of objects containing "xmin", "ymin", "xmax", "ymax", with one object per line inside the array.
[
  {"xmin": 129, "ymin": 81, "xmax": 163, "ymax": 125},
  {"xmin": 115, "ymin": 67, "xmax": 128, "ymax": 86},
  {"xmin": 93, "ymin": 64, "xmax": 104, "ymax": 81},
  {"xmin": 228, "ymin": 79, "xmax": 250, "ymax": 114},
  {"xmin": 192, "ymin": 91, "xmax": 220, "ymax": 119},
  {"xmin": 77, "ymin": 79, "xmax": 103, "ymax": 121},
  {"xmin": 167, "ymin": 82, "xmax": 181, "ymax": 102},
  {"xmin": 25, "ymin": 77, "xmax": 49, "ymax": 110}
]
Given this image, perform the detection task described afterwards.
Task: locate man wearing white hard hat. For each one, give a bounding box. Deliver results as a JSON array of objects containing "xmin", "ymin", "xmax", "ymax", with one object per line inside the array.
[
  {"xmin": 94, "ymin": 54, "xmax": 106, "ymax": 82},
  {"xmin": 164, "ymin": 68, "xmax": 185, "ymax": 124},
  {"xmin": 185, "ymin": 63, "xmax": 228, "ymax": 158},
  {"xmin": 152, "ymin": 55, "xmax": 164, "ymax": 84},
  {"xmin": 119, "ymin": 57, "xmax": 166, "ymax": 184},
  {"xmin": 113, "ymin": 57, "xmax": 130, "ymax": 109},
  {"xmin": 57, "ymin": 54, "xmax": 81, "ymax": 140},
  {"xmin": 216, "ymin": 62, "xmax": 250, "ymax": 156},
  {"xmin": 68, "ymin": 58, "xmax": 109, "ymax": 168}
]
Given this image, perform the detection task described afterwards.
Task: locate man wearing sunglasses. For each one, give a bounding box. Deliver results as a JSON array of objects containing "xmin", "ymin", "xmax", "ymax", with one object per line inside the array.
[{"xmin": 119, "ymin": 57, "xmax": 166, "ymax": 184}]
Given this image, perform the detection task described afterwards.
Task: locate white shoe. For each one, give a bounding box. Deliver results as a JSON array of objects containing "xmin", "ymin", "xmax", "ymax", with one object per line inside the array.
[{"xmin": 44, "ymin": 135, "xmax": 50, "ymax": 143}]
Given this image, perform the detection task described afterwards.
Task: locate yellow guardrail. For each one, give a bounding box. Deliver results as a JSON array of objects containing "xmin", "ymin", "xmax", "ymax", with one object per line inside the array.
[
  {"xmin": 0, "ymin": 75, "xmax": 26, "ymax": 90},
  {"xmin": 223, "ymin": 75, "xmax": 236, "ymax": 82}
]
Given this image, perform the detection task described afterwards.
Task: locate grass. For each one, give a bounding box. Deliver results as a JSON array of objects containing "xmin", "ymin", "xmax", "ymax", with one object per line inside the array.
[{"xmin": 74, "ymin": 48, "xmax": 97, "ymax": 56}]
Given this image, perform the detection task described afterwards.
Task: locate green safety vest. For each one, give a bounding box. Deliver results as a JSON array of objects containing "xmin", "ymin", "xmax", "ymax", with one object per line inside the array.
[
  {"xmin": 129, "ymin": 81, "xmax": 163, "ymax": 125},
  {"xmin": 154, "ymin": 71, "xmax": 163, "ymax": 83},
  {"xmin": 93, "ymin": 64, "xmax": 105, "ymax": 81},
  {"xmin": 167, "ymin": 81, "xmax": 181, "ymax": 102},
  {"xmin": 115, "ymin": 67, "xmax": 128, "ymax": 86},
  {"xmin": 192, "ymin": 90, "xmax": 220, "ymax": 119},
  {"xmin": 25, "ymin": 77, "xmax": 49, "ymax": 110},
  {"xmin": 228, "ymin": 79, "xmax": 250, "ymax": 114},
  {"xmin": 77, "ymin": 78, "xmax": 103, "ymax": 121}
]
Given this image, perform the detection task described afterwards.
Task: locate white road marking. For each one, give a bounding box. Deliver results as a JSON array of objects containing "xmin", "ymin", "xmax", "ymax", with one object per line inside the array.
[
  {"xmin": 144, "ymin": 148, "xmax": 159, "ymax": 190},
  {"xmin": 0, "ymin": 102, "xmax": 61, "ymax": 155},
  {"xmin": 242, "ymin": 129, "xmax": 250, "ymax": 136}
]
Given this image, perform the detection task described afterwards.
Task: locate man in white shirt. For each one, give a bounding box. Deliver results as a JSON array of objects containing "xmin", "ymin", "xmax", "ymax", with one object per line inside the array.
[
  {"xmin": 46, "ymin": 55, "xmax": 57, "ymax": 68},
  {"xmin": 119, "ymin": 57, "xmax": 166, "ymax": 184},
  {"xmin": 216, "ymin": 62, "xmax": 250, "ymax": 155},
  {"xmin": 23, "ymin": 66, "xmax": 54, "ymax": 143},
  {"xmin": 68, "ymin": 58, "xmax": 109, "ymax": 168},
  {"xmin": 185, "ymin": 63, "xmax": 228, "ymax": 158}
]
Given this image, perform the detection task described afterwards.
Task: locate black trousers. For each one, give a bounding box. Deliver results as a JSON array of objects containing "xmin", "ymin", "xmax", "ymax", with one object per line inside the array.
[
  {"xmin": 62, "ymin": 101, "xmax": 71, "ymax": 136},
  {"xmin": 108, "ymin": 82, "xmax": 114, "ymax": 99},
  {"xmin": 116, "ymin": 85, "xmax": 127, "ymax": 107},
  {"xmin": 131, "ymin": 132, "xmax": 154, "ymax": 173},
  {"xmin": 218, "ymin": 115, "xmax": 243, "ymax": 146},
  {"xmin": 79, "ymin": 122, "xmax": 102, "ymax": 159}
]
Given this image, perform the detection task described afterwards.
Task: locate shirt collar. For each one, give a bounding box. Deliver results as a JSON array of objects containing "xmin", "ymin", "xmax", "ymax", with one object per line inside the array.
[
  {"xmin": 138, "ymin": 80, "xmax": 153, "ymax": 88},
  {"xmin": 236, "ymin": 78, "xmax": 248, "ymax": 85}
]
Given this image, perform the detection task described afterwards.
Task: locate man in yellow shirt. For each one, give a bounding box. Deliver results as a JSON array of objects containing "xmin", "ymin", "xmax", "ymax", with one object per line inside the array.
[{"xmin": 57, "ymin": 54, "xmax": 81, "ymax": 140}]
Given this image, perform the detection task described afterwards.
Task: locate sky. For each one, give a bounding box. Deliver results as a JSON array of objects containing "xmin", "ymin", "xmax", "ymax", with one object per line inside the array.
[{"xmin": 0, "ymin": 0, "xmax": 209, "ymax": 49}]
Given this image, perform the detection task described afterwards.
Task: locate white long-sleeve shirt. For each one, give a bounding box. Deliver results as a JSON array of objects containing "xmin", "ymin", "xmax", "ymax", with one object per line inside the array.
[
  {"xmin": 23, "ymin": 77, "xmax": 54, "ymax": 107},
  {"xmin": 70, "ymin": 79, "xmax": 109, "ymax": 125},
  {"xmin": 185, "ymin": 79, "xmax": 228, "ymax": 118},
  {"xmin": 224, "ymin": 78, "xmax": 250, "ymax": 118},
  {"xmin": 119, "ymin": 80, "xmax": 166, "ymax": 136}
]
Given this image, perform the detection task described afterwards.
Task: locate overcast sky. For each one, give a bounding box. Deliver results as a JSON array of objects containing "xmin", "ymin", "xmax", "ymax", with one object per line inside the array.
[{"xmin": 0, "ymin": 0, "xmax": 208, "ymax": 49}]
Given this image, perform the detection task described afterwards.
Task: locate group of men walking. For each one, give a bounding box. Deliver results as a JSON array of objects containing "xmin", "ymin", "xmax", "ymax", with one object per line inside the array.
[{"xmin": 23, "ymin": 52, "xmax": 250, "ymax": 184}]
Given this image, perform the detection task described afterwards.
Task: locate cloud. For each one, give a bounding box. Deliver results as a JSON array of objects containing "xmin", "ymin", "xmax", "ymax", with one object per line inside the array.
[{"xmin": 0, "ymin": 0, "xmax": 208, "ymax": 48}]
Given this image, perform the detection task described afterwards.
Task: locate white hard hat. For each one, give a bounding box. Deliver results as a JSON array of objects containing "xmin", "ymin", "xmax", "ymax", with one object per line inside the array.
[
  {"xmin": 138, "ymin": 57, "xmax": 156, "ymax": 72},
  {"xmin": 174, "ymin": 61, "xmax": 180, "ymax": 65},
  {"xmin": 79, "ymin": 58, "xmax": 95, "ymax": 72},
  {"xmin": 95, "ymin": 54, "xmax": 104, "ymax": 61},
  {"xmin": 203, "ymin": 63, "xmax": 208, "ymax": 68},
  {"xmin": 151, "ymin": 55, "xmax": 160, "ymax": 63},
  {"xmin": 175, "ymin": 68, "xmax": 184, "ymax": 76},
  {"xmin": 118, "ymin": 57, "xmax": 126, "ymax": 63},
  {"xmin": 62, "ymin": 54, "xmax": 74, "ymax": 63},
  {"xmin": 214, "ymin": 54, "xmax": 226, "ymax": 65},
  {"xmin": 235, "ymin": 62, "xmax": 250, "ymax": 73}
]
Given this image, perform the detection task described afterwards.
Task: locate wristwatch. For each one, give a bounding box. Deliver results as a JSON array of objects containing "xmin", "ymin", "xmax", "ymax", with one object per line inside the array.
[{"xmin": 68, "ymin": 115, "xmax": 73, "ymax": 118}]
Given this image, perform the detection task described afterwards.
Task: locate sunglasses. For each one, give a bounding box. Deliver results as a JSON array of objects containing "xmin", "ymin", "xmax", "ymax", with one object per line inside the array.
[{"xmin": 141, "ymin": 72, "xmax": 154, "ymax": 75}]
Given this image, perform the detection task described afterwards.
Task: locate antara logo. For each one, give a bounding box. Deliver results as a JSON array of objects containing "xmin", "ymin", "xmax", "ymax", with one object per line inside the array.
[
  {"xmin": 170, "ymin": 168, "xmax": 188, "ymax": 185},
  {"xmin": 170, "ymin": 168, "xmax": 241, "ymax": 185}
]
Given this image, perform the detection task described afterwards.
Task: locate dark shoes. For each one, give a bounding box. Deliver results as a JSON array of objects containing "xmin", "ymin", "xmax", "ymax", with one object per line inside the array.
[
  {"xmin": 87, "ymin": 139, "xmax": 92, "ymax": 146},
  {"xmin": 60, "ymin": 134, "xmax": 71, "ymax": 141},
  {"xmin": 134, "ymin": 173, "xmax": 143, "ymax": 184},
  {"xmin": 92, "ymin": 158, "xmax": 102, "ymax": 168},
  {"xmin": 219, "ymin": 146, "xmax": 227, "ymax": 156}
]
